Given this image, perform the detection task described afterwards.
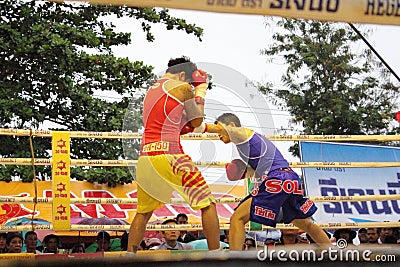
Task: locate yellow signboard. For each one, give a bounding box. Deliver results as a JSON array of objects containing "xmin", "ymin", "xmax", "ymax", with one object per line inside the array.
[
  {"xmin": 52, "ymin": 132, "xmax": 71, "ymax": 230},
  {"xmin": 54, "ymin": 0, "xmax": 400, "ymax": 26}
]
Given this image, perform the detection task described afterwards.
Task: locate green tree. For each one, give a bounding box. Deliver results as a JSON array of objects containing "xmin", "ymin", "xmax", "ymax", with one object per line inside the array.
[
  {"xmin": 0, "ymin": 0, "xmax": 203, "ymax": 186},
  {"xmin": 259, "ymin": 19, "xmax": 400, "ymax": 156}
]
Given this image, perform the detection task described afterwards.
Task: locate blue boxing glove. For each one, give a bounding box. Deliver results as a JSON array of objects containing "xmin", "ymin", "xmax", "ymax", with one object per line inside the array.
[{"xmin": 225, "ymin": 159, "xmax": 247, "ymax": 181}]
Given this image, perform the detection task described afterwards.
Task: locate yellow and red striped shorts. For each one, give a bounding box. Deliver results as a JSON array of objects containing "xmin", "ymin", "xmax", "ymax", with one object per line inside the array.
[{"xmin": 135, "ymin": 154, "xmax": 216, "ymax": 213}]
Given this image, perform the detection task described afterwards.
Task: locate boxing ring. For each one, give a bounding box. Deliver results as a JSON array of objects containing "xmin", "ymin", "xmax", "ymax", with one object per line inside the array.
[
  {"xmin": 1, "ymin": 129, "xmax": 400, "ymax": 266},
  {"xmin": 1, "ymin": 0, "xmax": 400, "ymax": 265},
  {"xmin": 1, "ymin": 129, "xmax": 399, "ymax": 235}
]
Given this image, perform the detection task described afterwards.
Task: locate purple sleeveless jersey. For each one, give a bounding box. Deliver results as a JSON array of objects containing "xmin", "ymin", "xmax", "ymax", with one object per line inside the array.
[{"xmin": 236, "ymin": 132, "xmax": 289, "ymax": 176}]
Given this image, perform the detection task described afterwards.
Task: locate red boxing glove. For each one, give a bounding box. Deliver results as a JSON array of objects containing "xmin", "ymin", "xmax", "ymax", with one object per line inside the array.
[
  {"xmin": 180, "ymin": 122, "xmax": 195, "ymax": 135},
  {"xmin": 225, "ymin": 159, "xmax": 247, "ymax": 181},
  {"xmin": 180, "ymin": 116, "xmax": 195, "ymax": 135},
  {"xmin": 191, "ymin": 69, "xmax": 208, "ymax": 87}
]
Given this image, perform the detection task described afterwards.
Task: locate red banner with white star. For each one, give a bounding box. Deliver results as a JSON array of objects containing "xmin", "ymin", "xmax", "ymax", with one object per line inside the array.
[{"xmin": 52, "ymin": 131, "xmax": 71, "ymax": 230}]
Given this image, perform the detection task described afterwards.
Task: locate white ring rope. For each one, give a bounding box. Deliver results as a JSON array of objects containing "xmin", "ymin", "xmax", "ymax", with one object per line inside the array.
[
  {"xmin": 2, "ymin": 221, "xmax": 400, "ymax": 233},
  {"xmin": 1, "ymin": 158, "xmax": 400, "ymax": 168},
  {"xmin": 1, "ymin": 194, "xmax": 400, "ymax": 205},
  {"xmin": 1, "ymin": 128, "xmax": 399, "ymax": 141}
]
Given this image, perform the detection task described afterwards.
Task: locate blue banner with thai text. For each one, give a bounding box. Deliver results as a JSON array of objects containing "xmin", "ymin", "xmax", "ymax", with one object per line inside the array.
[{"xmin": 300, "ymin": 141, "xmax": 400, "ymax": 223}]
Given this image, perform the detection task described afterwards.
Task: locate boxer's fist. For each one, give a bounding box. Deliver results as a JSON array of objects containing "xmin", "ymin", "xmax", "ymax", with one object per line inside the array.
[
  {"xmin": 180, "ymin": 115, "xmax": 195, "ymax": 135},
  {"xmin": 225, "ymin": 159, "xmax": 247, "ymax": 181},
  {"xmin": 192, "ymin": 69, "xmax": 208, "ymax": 98},
  {"xmin": 191, "ymin": 69, "xmax": 208, "ymax": 87}
]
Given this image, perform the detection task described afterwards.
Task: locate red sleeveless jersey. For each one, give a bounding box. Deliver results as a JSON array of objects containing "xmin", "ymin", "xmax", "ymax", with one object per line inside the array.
[{"xmin": 141, "ymin": 78, "xmax": 187, "ymax": 154}]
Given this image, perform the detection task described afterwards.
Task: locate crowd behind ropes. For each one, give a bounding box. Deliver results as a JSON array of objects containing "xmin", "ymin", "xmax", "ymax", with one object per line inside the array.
[{"xmin": 0, "ymin": 213, "xmax": 399, "ymax": 254}]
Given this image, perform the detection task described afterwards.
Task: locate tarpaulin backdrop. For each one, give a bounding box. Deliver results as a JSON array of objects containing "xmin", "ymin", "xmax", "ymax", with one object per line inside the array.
[{"xmin": 0, "ymin": 181, "xmax": 244, "ymax": 226}]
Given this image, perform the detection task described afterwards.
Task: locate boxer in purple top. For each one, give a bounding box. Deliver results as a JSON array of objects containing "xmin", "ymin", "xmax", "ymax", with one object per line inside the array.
[{"xmin": 205, "ymin": 113, "xmax": 331, "ymax": 250}]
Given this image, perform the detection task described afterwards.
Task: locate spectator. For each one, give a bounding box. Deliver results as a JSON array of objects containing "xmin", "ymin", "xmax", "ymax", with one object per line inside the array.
[
  {"xmin": 121, "ymin": 235, "xmax": 146, "ymax": 251},
  {"xmin": 147, "ymin": 238, "xmax": 162, "ymax": 250},
  {"xmin": 382, "ymin": 236, "xmax": 397, "ymax": 244},
  {"xmin": 154, "ymin": 219, "xmax": 194, "ymax": 250},
  {"xmin": 243, "ymin": 237, "xmax": 256, "ymax": 250},
  {"xmin": 333, "ymin": 229, "xmax": 357, "ymax": 245},
  {"xmin": 6, "ymin": 232, "xmax": 23, "ymax": 253},
  {"xmin": 43, "ymin": 234, "xmax": 60, "ymax": 254},
  {"xmin": 139, "ymin": 239, "xmax": 148, "ymax": 250},
  {"xmin": 297, "ymin": 232, "xmax": 311, "ymax": 245},
  {"xmin": 366, "ymin": 228, "xmax": 379, "ymax": 244},
  {"xmin": 277, "ymin": 229, "xmax": 299, "ymax": 245},
  {"xmin": 96, "ymin": 231, "xmax": 111, "ymax": 252},
  {"xmin": 85, "ymin": 232, "xmax": 123, "ymax": 252},
  {"xmin": 306, "ymin": 229, "xmax": 331, "ymax": 244},
  {"xmin": 357, "ymin": 228, "xmax": 368, "ymax": 244},
  {"xmin": 175, "ymin": 213, "xmax": 196, "ymax": 243},
  {"xmin": 24, "ymin": 231, "xmax": 42, "ymax": 254},
  {"xmin": 263, "ymin": 230, "xmax": 281, "ymax": 247},
  {"xmin": 188, "ymin": 237, "xmax": 229, "ymax": 250},
  {"xmin": 0, "ymin": 233, "xmax": 7, "ymax": 253},
  {"xmin": 222, "ymin": 230, "xmax": 229, "ymax": 244},
  {"xmin": 120, "ymin": 232, "xmax": 128, "ymax": 251},
  {"xmin": 378, "ymin": 227, "xmax": 395, "ymax": 244},
  {"xmin": 71, "ymin": 243, "xmax": 85, "ymax": 254},
  {"xmin": 264, "ymin": 238, "xmax": 279, "ymax": 247}
]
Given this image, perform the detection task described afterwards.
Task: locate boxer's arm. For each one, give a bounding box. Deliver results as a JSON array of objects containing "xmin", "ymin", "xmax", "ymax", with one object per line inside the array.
[
  {"xmin": 182, "ymin": 86, "xmax": 204, "ymax": 128},
  {"xmin": 203, "ymin": 123, "xmax": 219, "ymax": 133},
  {"xmin": 182, "ymin": 70, "xmax": 209, "ymax": 128}
]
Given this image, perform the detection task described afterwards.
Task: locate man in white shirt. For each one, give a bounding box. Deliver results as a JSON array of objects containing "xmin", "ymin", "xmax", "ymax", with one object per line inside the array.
[{"xmin": 154, "ymin": 219, "xmax": 194, "ymax": 250}]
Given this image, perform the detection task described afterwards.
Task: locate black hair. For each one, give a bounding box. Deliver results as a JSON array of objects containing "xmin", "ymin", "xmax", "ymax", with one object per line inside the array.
[
  {"xmin": 160, "ymin": 219, "xmax": 178, "ymax": 235},
  {"xmin": 166, "ymin": 56, "xmax": 197, "ymax": 82},
  {"xmin": 71, "ymin": 243, "xmax": 85, "ymax": 253},
  {"xmin": 307, "ymin": 229, "xmax": 331, "ymax": 244},
  {"xmin": 120, "ymin": 231, "xmax": 128, "ymax": 251},
  {"xmin": 333, "ymin": 229, "xmax": 357, "ymax": 241},
  {"xmin": 162, "ymin": 219, "xmax": 178, "ymax": 225},
  {"xmin": 215, "ymin": 113, "xmax": 242, "ymax": 127},
  {"xmin": 24, "ymin": 231, "xmax": 37, "ymax": 239},
  {"xmin": 96, "ymin": 231, "xmax": 111, "ymax": 241},
  {"xmin": 43, "ymin": 234, "xmax": 60, "ymax": 247},
  {"xmin": 244, "ymin": 237, "xmax": 256, "ymax": 247},
  {"xmin": 175, "ymin": 214, "xmax": 188, "ymax": 221},
  {"xmin": 383, "ymin": 236, "xmax": 397, "ymax": 244},
  {"xmin": 6, "ymin": 232, "xmax": 23, "ymax": 245}
]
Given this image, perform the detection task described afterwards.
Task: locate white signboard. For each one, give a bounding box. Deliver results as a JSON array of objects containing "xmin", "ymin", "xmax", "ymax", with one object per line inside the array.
[
  {"xmin": 62, "ymin": 0, "xmax": 400, "ymax": 26},
  {"xmin": 300, "ymin": 141, "xmax": 400, "ymax": 223}
]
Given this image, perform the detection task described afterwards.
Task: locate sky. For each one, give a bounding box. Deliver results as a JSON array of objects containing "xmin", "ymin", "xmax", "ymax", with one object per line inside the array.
[{"xmin": 111, "ymin": 9, "xmax": 400, "ymax": 181}]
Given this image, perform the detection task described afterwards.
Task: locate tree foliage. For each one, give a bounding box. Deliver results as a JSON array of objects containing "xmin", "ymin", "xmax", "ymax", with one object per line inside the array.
[
  {"xmin": 259, "ymin": 19, "xmax": 400, "ymax": 156},
  {"xmin": 0, "ymin": 0, "xmax": 203, "ymax": 186}
]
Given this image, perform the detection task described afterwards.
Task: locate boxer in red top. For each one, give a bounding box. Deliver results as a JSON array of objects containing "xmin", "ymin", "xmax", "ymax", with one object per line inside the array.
[{"xmin": 127, "ymin": 56, "xmax": 220, "ymax": 252}]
